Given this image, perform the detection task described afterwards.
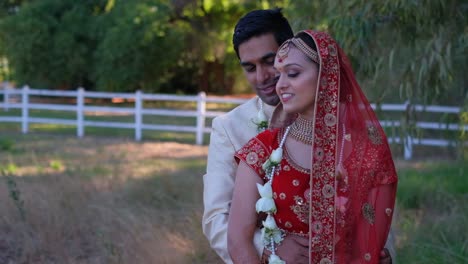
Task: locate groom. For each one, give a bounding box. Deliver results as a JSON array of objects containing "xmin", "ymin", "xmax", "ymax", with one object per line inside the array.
[{"xmin": 202, "ymin": 8, "xmax": 394, "ymax": 264}]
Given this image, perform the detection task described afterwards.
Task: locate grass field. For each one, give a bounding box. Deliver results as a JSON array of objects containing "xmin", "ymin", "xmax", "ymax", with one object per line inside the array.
[
  {"xmin": 0, "ymin": 131, "xmax": 467, "ymax": 263},
  {"xmin": 0, "ymin": 134, "xmax": 218, "ymax": 263}
]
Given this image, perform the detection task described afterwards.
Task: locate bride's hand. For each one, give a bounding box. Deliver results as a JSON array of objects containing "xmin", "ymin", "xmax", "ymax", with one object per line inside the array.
[{"xmin": 262, "ymin": 234, "xmax": 309, "ymax": 264}]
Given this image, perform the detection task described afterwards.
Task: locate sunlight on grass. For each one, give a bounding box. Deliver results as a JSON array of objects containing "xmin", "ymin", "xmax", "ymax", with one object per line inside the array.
[
  {"xmin": 0, "ymin": 134, "xmax": 216, "ymax": 263},
  {"xmin": 1, "ymin": 133, "xmax": 466, "ymax": 263}
]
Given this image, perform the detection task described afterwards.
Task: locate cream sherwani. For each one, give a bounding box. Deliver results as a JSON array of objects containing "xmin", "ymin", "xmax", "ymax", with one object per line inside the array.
[{"xmin": 202, "ymin": 97, "xmax": 274, "ymax": 263}]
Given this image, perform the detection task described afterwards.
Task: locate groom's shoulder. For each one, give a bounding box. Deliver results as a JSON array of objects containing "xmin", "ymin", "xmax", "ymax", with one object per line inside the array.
[{"xmin": 215, "ymin": 96, "xmax": 257, "ymax": 123}]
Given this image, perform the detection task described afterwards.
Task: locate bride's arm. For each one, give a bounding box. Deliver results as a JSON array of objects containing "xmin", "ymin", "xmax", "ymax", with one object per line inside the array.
[
  {"xmin": 228, "ymin": 160, "xmax": 263, "ymax": 264},
  {"xmin": 353, "ymin": 182, "xmax": 397, "ymax": 263}
]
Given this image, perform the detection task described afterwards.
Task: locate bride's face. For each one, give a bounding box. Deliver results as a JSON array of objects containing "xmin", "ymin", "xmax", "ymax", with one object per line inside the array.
[{"xmin": 274, "ymin": 45, "xmax": 319, "ymax": 120}]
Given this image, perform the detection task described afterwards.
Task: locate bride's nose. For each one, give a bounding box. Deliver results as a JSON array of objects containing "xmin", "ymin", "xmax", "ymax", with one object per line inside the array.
[{"xmin": 275, "ymin": 74, "xmax": 288, "ymax": 93}]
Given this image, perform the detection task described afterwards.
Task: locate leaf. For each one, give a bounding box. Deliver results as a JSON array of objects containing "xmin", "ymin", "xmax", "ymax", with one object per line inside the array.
[
  {"xmin": 417, "ymin": 60, "xmax": 426, "ymax": 89},
  {"xmin": 445, "ymin": 42, "xmax": 452, "ymax": 68},
  {"xmin": 388, "ymin": 48, "xmax": 395, "ymax": 71}
]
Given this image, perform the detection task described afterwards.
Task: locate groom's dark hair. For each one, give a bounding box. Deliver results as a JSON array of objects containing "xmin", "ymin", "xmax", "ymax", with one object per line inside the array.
[{"xmin": 233, "ymin": 8, "xmax": 293, "ymax": 58}]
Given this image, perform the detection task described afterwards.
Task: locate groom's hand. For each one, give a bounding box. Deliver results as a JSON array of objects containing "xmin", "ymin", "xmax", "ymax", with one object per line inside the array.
[{"xmin": 263, "ymin": 235, "xmax": 308, "ymax": 264}]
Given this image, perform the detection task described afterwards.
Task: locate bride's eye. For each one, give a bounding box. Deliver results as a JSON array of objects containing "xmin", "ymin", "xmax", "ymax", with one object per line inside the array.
[{"xmin": 288, "ymin": 72, "xmax": 299, "ymax": 78}]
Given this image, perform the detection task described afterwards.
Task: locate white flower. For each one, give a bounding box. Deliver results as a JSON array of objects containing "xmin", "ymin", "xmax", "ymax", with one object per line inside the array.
[
  {"xmin": 263, "ymin": 214, "xmax": 278, "ymax": 229},
  {"xmin": 270, "ymin": 227, "xmax": 283, "ymax": 244},
  {"xmin": 268, "ymin": 254, "xmax": 286, "ymax": 264},
  {"xmin": 261, "ymin": 148, "xmax": 283, "ymax": 175},
  {"xmin": 257, "ymin": 110, "xmax": 267, "ymax": 122},
  {"xmin": 257, "ymin": 182, "xmax": 273, "ymax": 198},
  {"xmin": 253, "ymin": 109, "xmax": 268, "ymax": 132},
  {"xmin": 256, "ymin": 197, "xmax": 276, "ymax": 213},
  {"xmin": 270, "ymin": 148, "xmax": 283, "ymax": 164},
  {"xmin": 256, "ymin": 182, "xmax": 276, "ymax": 213},
  {"xmin": 261, "ymin": 217, "xmax": 283, "ymax": 245}
]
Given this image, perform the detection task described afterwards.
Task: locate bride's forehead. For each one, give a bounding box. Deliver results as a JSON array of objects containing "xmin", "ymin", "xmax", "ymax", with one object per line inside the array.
[{"xmin": 274, "ymin": 46, "xmax": 305, "ymax": 65}]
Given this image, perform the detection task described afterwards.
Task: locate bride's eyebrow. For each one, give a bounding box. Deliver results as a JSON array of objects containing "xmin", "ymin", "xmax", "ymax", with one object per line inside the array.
[{"xmin": 274, "ymin": 63, "xmax": 302, "ymax": 70}]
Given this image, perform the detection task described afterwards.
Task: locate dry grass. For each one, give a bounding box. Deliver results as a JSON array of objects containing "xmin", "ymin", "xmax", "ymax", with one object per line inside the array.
[
  {"xmin": 0, "ymin": 134, "xmax": 220, "ymax": 264},
  {"xmin": 1, "ymin": 134, "xmax": 466, "ymax": 263}
]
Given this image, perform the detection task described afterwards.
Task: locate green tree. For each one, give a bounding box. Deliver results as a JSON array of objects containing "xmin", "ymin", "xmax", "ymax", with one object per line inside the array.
[
  {"xmin": 167, "ymin": 0, "xmax": 288, "ymax": 94},
  {"xmin": 0, "ymin": 0, "xmax": 32, "ymax": 17},
  {"xmin": 0, "ymin": 0, "xmax": 35, "ymax": 82},
  {"xmin": 0, "ymin": 0, "xmax": 291, "ymax": 93},
  {"xmin": 287, "ymin": 0, "xmax": 468, "ymax": 160},
  {"xmin": 92, "ymin": 0, "xmax": 184, "ymax": 92},
  {"xmin": 287, "ymin": 0, "xmax": 468, "ymax": 106},
  {"xmin": 0, "ymin": 0, "xmax": 106, "ymax": 89}
]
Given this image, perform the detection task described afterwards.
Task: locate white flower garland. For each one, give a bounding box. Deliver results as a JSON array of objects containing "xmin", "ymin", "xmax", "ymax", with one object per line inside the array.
[
  {"xmin": 255, "ymin": 126, "xmax": 291, "ymax": 264},
  {"xmin": 253, "ymin": 101, "xmax": 269, "ymax": 132}
]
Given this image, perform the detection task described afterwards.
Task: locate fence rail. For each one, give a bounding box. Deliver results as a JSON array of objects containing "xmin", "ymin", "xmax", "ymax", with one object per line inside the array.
[{"xmin": 1, "ymin": 85, "xmax": 466, "ymax": 160}]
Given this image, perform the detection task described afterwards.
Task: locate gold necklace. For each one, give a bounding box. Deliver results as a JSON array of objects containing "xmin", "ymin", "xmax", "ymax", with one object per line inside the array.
[{"xmin": 289, "ymin": 115, "xmax": 314, "ymax": 145}]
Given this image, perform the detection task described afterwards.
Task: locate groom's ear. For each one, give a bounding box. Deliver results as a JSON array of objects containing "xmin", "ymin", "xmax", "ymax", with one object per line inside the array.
[{"xmin": 269, "ymin": 104, "xmax": 296, "ymax": 129}]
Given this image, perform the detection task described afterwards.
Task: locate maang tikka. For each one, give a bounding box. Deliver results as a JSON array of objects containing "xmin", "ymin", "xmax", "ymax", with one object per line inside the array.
[{"xmin": 277, "ymin": 40, "xmax": 291, "ymax": 63}]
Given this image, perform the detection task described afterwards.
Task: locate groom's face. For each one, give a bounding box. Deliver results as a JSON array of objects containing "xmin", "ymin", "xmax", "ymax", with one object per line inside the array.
[{"xmin": 238, "ymin": 33, "xmax": 280, "ymax": 106}]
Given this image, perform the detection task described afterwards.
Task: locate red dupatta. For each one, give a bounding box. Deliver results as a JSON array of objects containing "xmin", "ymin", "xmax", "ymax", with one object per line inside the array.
[{"xmin": 302, "ymin": 30, "xmax": 398, "ymax": 264}]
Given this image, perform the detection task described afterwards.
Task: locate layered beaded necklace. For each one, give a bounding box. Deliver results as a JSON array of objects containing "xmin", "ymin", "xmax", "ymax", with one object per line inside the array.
[{"xmin": 290, "ymin": 115, "xmax": 314, "ymax": 145}]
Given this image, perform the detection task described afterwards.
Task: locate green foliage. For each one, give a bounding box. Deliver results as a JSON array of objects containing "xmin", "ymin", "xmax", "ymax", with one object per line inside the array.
[
  {"xmin": 288, "ymin": 0, "xmax": 468, "ymax": 106},
  {"xmin": 0, "ymin": 137, "xmax": 15, "ymax": 151},
  {"xmin": 162, "ymin": 0, "xmax": 289, "ymax": 94},
  {"xmin": 0, "ymin": 56, "xmax": 11, "ymax": 81},
  {"xmin": 49, "ymin": 159, "xmax": 63, "ymax": 170},
  {"xmin": 397, "ymin": 162, "xmax": 467, "ymax": 209},
  {"xmin": 0, "ymin": 0, "xmax": 466, "ymax": 102},
  {"xmin": 164, "ymin": 0, "xmax": 245, "ymax": 94},
  {"xmin": 0, "ymin": 163, "xmax": 18, "ymax": 174},
  {"xmin": 1, "ymin": 167, "xmax": 26, "ymax": 221},
  {"xmin": 0, "ymin": 0, "xmax": 278, "ymax": 93},
  {"xmin": 0, "ymin": 0, "xmax": 107, "ymax": 89},
  {"xmin": 0, "ymin": 0, "xmax": 31, "ymax": 18},
  {"xmin": 396, "ymin": 162, "xmax": 468, "ymax": 263},
  {"xmin": 0, "ymin": 0, "xmax": 185, "ymax": 92},
  {"xmin": 93, "ymin": 0, "xmax": 184, "ymax": 92},
  {"xmin": 460, "ymin": 111, "xmax": 468, "ymax": 160}
]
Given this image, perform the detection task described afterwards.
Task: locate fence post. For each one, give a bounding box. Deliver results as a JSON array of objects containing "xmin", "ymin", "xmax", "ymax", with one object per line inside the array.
[
  {"xmin": 77, "ymin": 87, "xmax": 84, "ymax": 138},
  {"xmin": 403, "ymin": 100, "xmax": 413, "ymax": 160},
  {"xmin": 404, "ymin": 135, "xmax": 413, "ymax": 160},
  {"xmin": 135, "ymin": 90, "xmax": 142, "ymax": 141},
  {"xmin": 21, "ymin": 85, "xmax": 29, "ymax": 134},
  {"xmin": 196, "ymin": 91, "xmax": 206, "ymax": 145}
]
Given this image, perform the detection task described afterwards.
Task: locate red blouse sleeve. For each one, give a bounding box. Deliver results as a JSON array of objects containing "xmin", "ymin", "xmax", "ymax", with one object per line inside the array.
[{"xmin": 234, "ymin": 128, "xmax": 279, "ymax": 180}]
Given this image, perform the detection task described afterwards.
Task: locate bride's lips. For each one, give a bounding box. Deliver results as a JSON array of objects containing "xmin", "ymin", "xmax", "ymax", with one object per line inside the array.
[{"xmin": 280, "ymin": 93, "xmax": 294, "ymax": 103}]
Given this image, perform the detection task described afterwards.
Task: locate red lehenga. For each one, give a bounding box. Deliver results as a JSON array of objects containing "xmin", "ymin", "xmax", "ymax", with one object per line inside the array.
[{"xmin": 236, "ymin": 30, "xmax": 398, "ymax": 264}]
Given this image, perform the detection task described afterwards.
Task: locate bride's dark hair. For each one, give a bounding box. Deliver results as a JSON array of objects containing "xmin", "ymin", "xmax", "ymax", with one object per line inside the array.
[{"xmin": 295, "ymin": 31, "xmax": 318, "ymax": 53}]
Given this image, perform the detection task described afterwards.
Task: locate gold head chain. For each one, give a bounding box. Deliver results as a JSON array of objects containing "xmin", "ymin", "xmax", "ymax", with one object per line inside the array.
[{"xmin": 277, "ymin": 38, "xmax": 319, "ymax": 64}]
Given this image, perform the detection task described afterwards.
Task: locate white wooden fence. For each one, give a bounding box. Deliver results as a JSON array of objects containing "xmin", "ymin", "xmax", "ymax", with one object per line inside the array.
[{"xmin": 0, "ymin": 85, "xmax": 466, "ymax": 160}]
